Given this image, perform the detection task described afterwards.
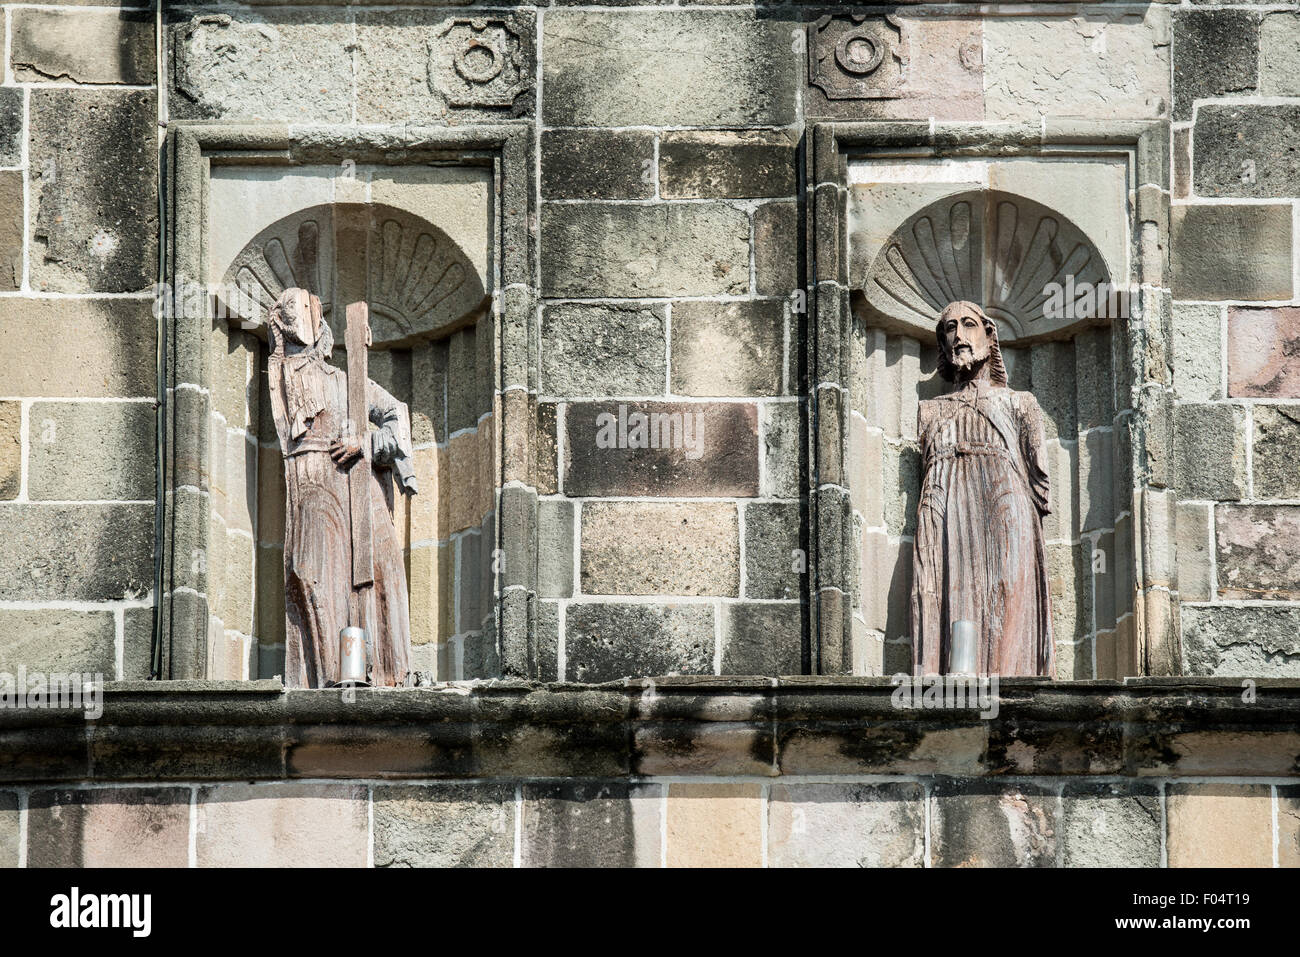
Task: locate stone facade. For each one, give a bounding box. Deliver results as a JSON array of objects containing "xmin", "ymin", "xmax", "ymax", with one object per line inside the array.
[{"xmin": 0, "ymin": 1, "xmax": 1298, "ymax": 868}]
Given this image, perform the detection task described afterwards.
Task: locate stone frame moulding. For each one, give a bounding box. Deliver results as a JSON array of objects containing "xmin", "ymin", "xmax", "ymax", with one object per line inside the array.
[
  {"xmin": 156, "ymin": 122, "xmax": 539, "ymax": 682},
  {"xmin": 806, "ymin": 119, "xmax": 1177, "ymax": 678}
]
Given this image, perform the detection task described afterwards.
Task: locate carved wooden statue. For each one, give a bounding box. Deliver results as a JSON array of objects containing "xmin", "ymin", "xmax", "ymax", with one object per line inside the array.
[
  {"xmin": 266, "ymin": 288, "xmax": 418, "ymax": 688},
  {"xmin": 911, "ymin": 301, "xmax": 1054, "ymax": 677}
]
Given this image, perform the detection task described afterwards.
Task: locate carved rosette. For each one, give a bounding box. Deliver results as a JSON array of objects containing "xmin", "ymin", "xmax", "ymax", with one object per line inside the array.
[
  {"xmin": 427, "ymin": 17, "xmax": 531, "ymax": 110},
  {"xmin": 808, "ymin": 14, "xmax": 908, "ymax": 101}
]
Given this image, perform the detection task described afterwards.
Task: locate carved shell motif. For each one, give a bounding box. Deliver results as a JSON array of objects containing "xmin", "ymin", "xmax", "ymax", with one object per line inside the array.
[
  {"xmin": 221, "ymin": 202, "xmax": 487, "ymax": 348},
  {"xmin": 862, "ymin": 190, "xmax": 1110, "ymax": 341}
]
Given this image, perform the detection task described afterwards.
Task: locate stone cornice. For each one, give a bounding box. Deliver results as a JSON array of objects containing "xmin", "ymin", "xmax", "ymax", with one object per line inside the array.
[{"xmin": 1, "ymin": 678, "xmax": 1296, "ymax": 784}]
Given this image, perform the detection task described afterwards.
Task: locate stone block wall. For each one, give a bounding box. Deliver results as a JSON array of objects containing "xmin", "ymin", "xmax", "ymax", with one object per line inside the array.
[{"xmin": 0, "ymin": 4, "xmax": 158, "ymax": 680}]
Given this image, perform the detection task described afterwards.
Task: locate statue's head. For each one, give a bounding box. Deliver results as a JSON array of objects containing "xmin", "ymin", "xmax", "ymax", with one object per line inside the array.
[
  {"xmin": 268, "ymin": 288, "xmax": 329, "ymax": 356},
  {"xmin": 935, "ymin": 300, "xmax": 1007, "ymax": 386}
]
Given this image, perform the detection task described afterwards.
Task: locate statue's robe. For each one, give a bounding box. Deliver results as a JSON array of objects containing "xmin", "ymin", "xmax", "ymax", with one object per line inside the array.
[
  {"xmin": 268, "ymin": 338, "xmax": 417, "ymax": 688},
  {"xmin": 911, "ymin": 378, "xmax": 1054, "ymax": 677}
]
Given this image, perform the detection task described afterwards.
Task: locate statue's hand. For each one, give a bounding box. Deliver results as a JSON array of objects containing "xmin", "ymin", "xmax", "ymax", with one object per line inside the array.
[{"xmin": 328, "ymin": 438, "xmax": 365, "ymax": 467}]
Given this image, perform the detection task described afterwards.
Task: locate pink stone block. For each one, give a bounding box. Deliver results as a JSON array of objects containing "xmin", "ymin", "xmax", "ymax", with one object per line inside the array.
[{"xmin": 1228, "ymin": 306, "xmax": 1300, "ymax": 397}]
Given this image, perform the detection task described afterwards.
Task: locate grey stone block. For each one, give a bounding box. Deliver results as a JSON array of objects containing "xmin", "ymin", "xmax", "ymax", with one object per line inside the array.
[
  {"xmin": 11, "ymin": 8, "xmax": 154, "ymax": 84},
  {"xmin": 581, "ymin": 501, "xmax": 738, "ymax": 597},
  {"xmin": 123, "ymin": 606, "xmax": 155, "ymax": 680},
  {"xmin": 373, "ymin": 784, "xmax": 514, "ymax": 868},
  {"xmin": 743, "ymin": 501, "xmax": 801, "ymax": 600},
  {"xmin": 761, "ymin": 401, "xmax": 801, "ymax": 500},
  {"xmin": 541, "ymin": 302, "xmax": 666, "ymax": 397},
  {"xmin": 1182, "ymin": 604, "xmax": 1300, "ymax": 677},
  {"xmin": 537, "ymin": 499, "xmax": 574, "ymax": 599},
  {"xmin": 541, "ymin": 202, "xmax": 750, "ymax": 298},
  {"xmin": 930, "ymin": 781, "xmax": 1059, "ymax": 868},
  {"xmin": 1172, "ymin": 10, "xmax": 1259, "ymax": 122},
  {"xmin": 0, "ymin": 792, "xmax": 15, "ymax": 868},
  {"xmin": 29, "ymin": 89, "xmax": 157, "ymax": 293},
  {"xmin": 1253, "ymin": 405, "xmax": 1300, "ymax": 499},
  {"xmin": 1030, "ymin": 341, "xmax": 1077, "ymax": 440},
  {"xmin": 1173, "ymin": 403, "xmax": 1247, "ymax": 500},
  {"xmin": 542, "ymin": 10, "xmax": 797, "ymax": 127},
  {"xmin": 0, "ymin": 89, "xmax": 21, "ymax": 167},
  {"xmin": 769, "ymin": 782, "xmax": 924, "ymax": 867},
  {"xmin": 0, "ymin": 503, "xmax": 153, "ymax": 601},
  {"xmin": 536, "ymin": 600, "xmax": 559, "ymax": 682},
  {"xmin": 720, "ymin": 601, "xmax": 802, "ymax": 676},
  {"xmin": 1261, "ymin": 12, "xmax": 1300, "ymax": 96},
  {"xmin": 1194, "ymin": 105, "xmax": 1300, "ymax": 199},
  {"xmin": 27, "ymin": 401, "xmax": 156, "ymax": 502},
  {"xmin": 0, "ymin": 402, "xmax": 18, "ymax": 501},
  {"xmin": 564, "ymin": 601, "xmax": 715, "ymax": 682},
  {"xmin": 659, "ymin": 130, "xmax": 797, "ymax": 199},
  {"xmin": 754, "ymin": 201, "xmax": 799, "ymax": 299},
  {"xmin": 0, "ymin": 609, "xmax": 116, "ymax": 674},
  {"xmin": 1061, "ymin": 783, "xmax": 1161, "ymax": 868},
  {"xmin": 1172, "ymin": 303, "xmax": 1223, "ymax": 402},
  {"xmin": 522, "ymin": 782, "xmax": 659, "ymax": 868},
  {"xmin": 1171, "ymin": 204, "xmax": 1293, "ymax": 301},
  {"xmin": 671, "ymin": 300, "xmax": 784, "ymax": 397},
  {"xmin": 541, "ymin": 129, "xmax": 655, "ymax": 200},
  {"xmin": 883, "ymin": 442, "xmax": 920, "ymax": 537}
]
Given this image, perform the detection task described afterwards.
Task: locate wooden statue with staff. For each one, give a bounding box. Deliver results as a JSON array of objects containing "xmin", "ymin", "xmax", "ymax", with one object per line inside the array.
[{"xmin": 266, "ymin": 287, "xmax": 418, "ymax": 688}]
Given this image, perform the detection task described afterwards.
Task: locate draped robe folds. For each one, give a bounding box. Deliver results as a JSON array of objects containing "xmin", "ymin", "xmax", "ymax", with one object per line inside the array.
[
  {"xmin": 910, "ymin": 379, "xmax": 1054, "ymax": 677},
  {"xmin": 268, "ymin": 333, "xmax": 417, "ymax": 689}
]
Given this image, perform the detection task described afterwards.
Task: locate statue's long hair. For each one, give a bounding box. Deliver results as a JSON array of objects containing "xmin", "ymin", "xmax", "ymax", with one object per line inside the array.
[
  {"xmin": 934, "ymin": 300, "xmax": 1007, "ymax": 386},
  {"xmin": 268, "ymin": 288, "xmax": 333, "ymax": 361}
]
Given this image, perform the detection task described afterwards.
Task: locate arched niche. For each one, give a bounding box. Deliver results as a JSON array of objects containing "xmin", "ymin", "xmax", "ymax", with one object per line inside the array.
[
  {"xmin": 846, "ymin": 187, "xmax": 1133, "ymax": 680},
  {"xmin": 202, "ymin": 200, "xmax": 497, "ymax": 683}
]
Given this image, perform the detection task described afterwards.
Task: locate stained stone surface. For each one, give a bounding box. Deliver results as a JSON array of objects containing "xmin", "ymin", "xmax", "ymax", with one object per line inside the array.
[
  {"xmin": 1172, "ymin": 404, "xmax": 1247, "ymax": 500},
  {"xmin": 26, "ymin": 788, "xmax": 191, "ymax": 868},
  {"xmin": 373, "ymin": 784, "xmax": 514, "ymax": 868},
  {"xmin": 1194, "ymin": 105, "xmax": 1300, "ymax": 199},
  {"xmin": 1172, "ymin": 10, "xmax": 1259, "ymax": 122},
  {"xmin": 541, "ymin": 130, "xmax": 655, "ymax": 200},
  {"xmin": 721, "ymin": 602, "xmax": 802, "ymax": 675},
  {"xmin": 581, "ymin": 501, "xmax": 738, "ymax": 596},
  {"xmin": 671, "ymin": 301, "xmax": 785, "ymax": 397},
  {"xmin": 0, "ymin": 504, "xmax": 153, "ymax": 602},
  {"xmin": 1227, "ymin": 306, "xmax": 1300, "ymax": 398},
  {"xmin": 564, "ymin": 602, "xmax": 715, "ymax": 682},
  {"xmin": 522, "ymin": 782, "xmax": 660, "ymax": 868},
  {"xmin": 658, "ymin": 130, "xmax": 797, "ymax": 199},
  {"xmin": 1251, "ymin": 405, "xmax": 1300, "ymax": 498},
  {"xmin": 1216, "ymin": 505, "xmax": 1300, "ymax": 601},
  {"xmin": 0, "ymin": 403, "xmax": 18, "ymax": 501},
  {"xmin": 0, "ymin": 89, "xmax": 20, "ymax": 167},
  {"xmin": 1061, "ymin": 783, "xmax": 1161, "ymax": 868},
  {"xmin": 541, "ymin": 303, "xmax": 666, "ymax": 397},
  {"xmin": 10, "ymin": 8, "xmax": 154, "ymax": 84},
  {"xmin": 0, "ymin": 171, "xmax": 22, "ymax": 291},
  {"xmin": 768, "ymin": 782, "xmax": 925, "ymax": 867},
  {"xmin": 0, "ymin": 609, "xmax": 116, "ymax": 674},
  {"xmin": 930, "ymin": 781, "xmax": 1059, "ymax": 868},
  {"xmin": 1175, "ymin": 204, "xmax": 1290, "ymax": 302},
  {"xmin": 1182, "ymin": 604, "xmax": 1300, "ymax": 676},
  {"xmin": 27, "ymin": 402, "xmax": 156, "ymax": 502}
]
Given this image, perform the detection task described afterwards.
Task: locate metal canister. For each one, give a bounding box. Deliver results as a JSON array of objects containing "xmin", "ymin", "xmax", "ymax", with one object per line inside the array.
[
  {"xmin": 949, "ymin": 620, "xmax": 978, "ymax": 676},
  {"xmin": 338, "ymin": 626, "xmax": 370, "ymax": 686}
]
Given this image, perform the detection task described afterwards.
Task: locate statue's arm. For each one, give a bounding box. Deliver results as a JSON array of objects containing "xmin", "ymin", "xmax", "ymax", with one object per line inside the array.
[
  {"xmin": 1018, "ymin": 394, "xmax": 1051, "ymax": 516},
  {"xmin": 366, "ymin": 380, "xmax": 419, "ymax": 495}
]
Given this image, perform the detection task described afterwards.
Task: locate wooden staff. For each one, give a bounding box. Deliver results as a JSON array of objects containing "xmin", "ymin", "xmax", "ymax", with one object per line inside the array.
[{"xmin": 345, "ymin": 301, "xmax": 374, "ymax": 589}]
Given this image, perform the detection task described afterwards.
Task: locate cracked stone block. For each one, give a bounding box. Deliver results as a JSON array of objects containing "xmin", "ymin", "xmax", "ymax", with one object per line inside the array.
[{"xmin": 11, "ymin": 8, "xmax": 153, "ymax": 84}]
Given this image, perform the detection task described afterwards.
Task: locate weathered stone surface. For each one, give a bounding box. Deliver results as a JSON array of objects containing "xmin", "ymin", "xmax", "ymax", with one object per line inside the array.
[
  {"xmin": 768, "ymin": 782, "xmax": 923, "ymax": 867},
  {"xmin": 169, "ymin": 10, "xmax": 352, "ymax": 122},
  {"xmin": 542, "ymin": 203, "xmax": 750, "ymax": 298},
  {"xmin": 1182, "ymin": 604, "xmax": 1300, "ymax": 676},
  {"xmin": 1167, "ymin": 783, "xmax": 1273, "ymax": 867},
  {"xmin": 1216, "ymin": 505, "xmax": 1300, "ymax": 601},
  {"xmin": 522, "ymin": 781, "xmax": 660, "ymax": 868},
  {"xmin": 581, "ymin": 501, "xmax": 738, "ymax": 596},
  {"xmin": 541, "ymin": 129, "xmax": 655, "ymax": 200},
  {"xmin": 1078, "ymin": 429, "xmax": 1114, "ymax": 533},
  {"xmin": 1175, "ymin": 501, "xmax": 1213, "ymax": 602},
  {"xmin": 543, "ymin": 11, "xmax": 797, "ymax": 127},
  {"xmin": 1252, "ymin": 406, "xmax": 1300, "ymax": 498},
  {"xmin": 1173, "ymin": 403, "xmax": 1247, "ymax": 500},
  {"xmin": 754, "ymin": 201, "xmax": 798, "ymax": 299},
  {"xmin": 564, "ymin": 401, "xmax": 758, "ymax": 497},
  {"xmin": 1172, "ymin": 303, "xmax": 1222, "ymax": 402},
  {"xmin": 0, "ymin": 171, "xmax": 22, "ymax": 291},
  {"xmin": 1227, "ymin": 306, "xmax": 1300, "ymax": 398},
  {"xmin": 0, "ymin": 89, "xmax": 20, "ymax": 167},
  {"xmin": 883, "ymin": 442, "xmax": 920, "ymax": 537},
  {"xmin": 930, "ymin": 782, "xmax": 1058, "ymax": 868},
  {"xmin": 720, "ymin": 601, "xmax": 801, "ymax": 675},
  {"xmin": 27, "ymin": 401, "xmax": 155, "ymax": 502},
  {"xmin": 541, "ymin": 303, "xmax": 666, "ymax": 397},
  {"xmin": 0, "ymin": 402, "xmax": 19, "ymax": 501},
  {"xmin": 1194, "ymin": 105, "xmax": 1300, "ymax": 199},
  {"xmin": 761, "ymin": 401, "xmax": 800, "ymax": 499},
  {"xmin": 197, "ymin": 783, "xmax": 368, "ymax": 867},
  {"xmin": 1060, "ymin": 782, "xmax": 1160, "ymax": 867},
  {"xmin": 1261, "ymin": 12, "xmax": 1300, "ymax": 96},
  {"xmin": 537, "ymin": 402, "xmax": 559, "ymax": 496},
  {"xmin": 373, "ymin": 784, "xmax": 513, "ymax": 868},
  {"xmin": 0, "ymin": 504, "xmax": 152, "ymax": 601},
  {"xmin": 743, "ymin": 501, "xmax": 801, "ymax": 600},
  {"xmin": 1171, "ymin": 204, "xmax": 1293, "ymax": 301},
  {"xmin": 666, "ymin": 781, "xmax": 762, "ymax": 867},
  {"xmin": 123, "ymin": 606, "xmax": 153, "ymax": 680},
  {"xmin": 659, "ymin": 130, "xmax": 796, "ymax": 199},
  {"xmin": 537, "ymin": 499, "xmax": 574, "ymax": 599},
  {"xmin": 27, "ymin": 787, "xmax": 190, "ymax": 867},
  {"xmin": 1030, "ymin": 342, "xmax": 1077, "ymax": 441},
  {"xmin": 0, "ymin": 792, "xmax": 15, "ymax": 868},
  {"xmin": 29, "ymin": 90, "xmax": 157, "ymax": 293},
  {"xmin": 985, "ymin": 11, "xmax": 1170, "ymax": 121},
  {"xmin": 0, "ymin": 609, "xmax": 116, "ymax": 674},
  {"xmin": 11, "ymin": 8, "xmax": 153, "ymax": 84},
  {"xmin": 564, "ymin": 602, "xmax": 714, "ymax": 682},
  {"xmin": 1172, "ymin": 10, "xmax": 1258, "ymax": 121},
  {"xmin": 671, "ymin": 301, "xmax": 784, "ymax": 397}
]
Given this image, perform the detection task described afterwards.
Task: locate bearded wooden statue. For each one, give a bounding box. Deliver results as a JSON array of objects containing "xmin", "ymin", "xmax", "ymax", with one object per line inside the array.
[{"xmin": 910, "ymin": 301, "xmax": 1055, "ymax": 677}]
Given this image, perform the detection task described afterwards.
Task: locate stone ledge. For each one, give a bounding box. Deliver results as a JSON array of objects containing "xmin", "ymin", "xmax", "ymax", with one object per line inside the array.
[{"xmin": 0, "ymin": 678, "xmax": 1295, "ymax": 784}]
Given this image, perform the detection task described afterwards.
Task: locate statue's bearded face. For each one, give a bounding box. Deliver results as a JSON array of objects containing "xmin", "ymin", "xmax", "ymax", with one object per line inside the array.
[
  {"xmin": 274, "ymin": 288, "xmax": 320, "ymax": 347},
  {"xmin": 941, "ymin": 308, "xmax": 992, "ymax": 374}
]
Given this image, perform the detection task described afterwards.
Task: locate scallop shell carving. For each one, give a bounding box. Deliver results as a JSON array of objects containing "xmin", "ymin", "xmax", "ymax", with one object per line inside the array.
[
  {"xmin": 862, "ymin": 190, "xmax": 1111, "ymax": 341},
  {"xmin": 220, "ymin": 202, "xmax": 488, "ymax": 348}
]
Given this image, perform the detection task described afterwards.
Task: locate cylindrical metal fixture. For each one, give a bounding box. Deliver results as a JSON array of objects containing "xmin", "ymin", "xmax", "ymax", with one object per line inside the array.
[
  {"xmin": 338, "ymin": 626, "xmax": 370, "ymax": 686},
  {"xmin": 949, "ymin": 619, "xmax": 978, "ymax": 675}
]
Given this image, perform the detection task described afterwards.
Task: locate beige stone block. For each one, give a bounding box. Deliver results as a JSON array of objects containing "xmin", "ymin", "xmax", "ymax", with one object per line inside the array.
[
  {"xmin": 27, "ymin": 400, "xmax": 155, "ymax": 502},
  {"xmin": 666, "ymin": 782, "xmax": 762, "ymax": 868},
  {"xmin": 670, "ymin": 300, "xmax": 785, "ymax": 397},
  {"xmin": 10, "ymin": 9, "xmax": 150, "ymax": 84},
  {"xmin": 1175, "ymin": 501, "xmax": 1213, "ymax": 602},
  {"xmin": 197, "ymin": 783, "xmax": 368, "ymax": 868},
  {"xmin": 1279, "ymin": 788, "xmax": 1300, "ymax": 868},
  {"xmin": 223, "ymin": 431, "xmax": 256, "ymax": 536},
  {"xmin": 408, "ymin": 543, "xmax": 453, "ymax": 653},
  {"xmin": 26, "ymin": 788, "xmax": 190, "ymax": 868},
  {"xmin": 478, "ymin": 413, "xmax": 496, "ymax": 523},
  {"xmin": 216, "ymin": 530, "xmax": 255, "ymax": 637},
  {"xmin": 848, "ymin": 416, "xmax": 884, "ymax": 526},
  {"xmin": 1167, "ymin": 784, "xmax": 1273, "ymax": 868},
  {"xmin": 0, "ymin": 401, "xmax": 19, "ymax": 501},
  {"xmin": 0, "ymin": 171, "xmax": 21, "ymax": 291},
  {"xmin": 581, "ymin": 501, "xmax": 738, "ymax": 596},
  {"xmin": 769, "ymin": 782, "xmax": 924, "ymax": 868},
  {"xmin": 210, "ymin": 331, "xmax": 257, "ymax": 432},
  {"xmin": 447, "ymin": 431, "xmax": 480, "ymax": 535}
]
